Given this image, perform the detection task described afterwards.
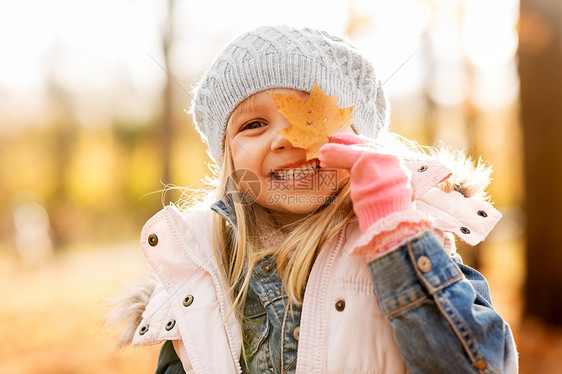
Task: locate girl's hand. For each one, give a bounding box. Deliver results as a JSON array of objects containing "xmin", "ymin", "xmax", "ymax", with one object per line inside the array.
[{"xmin": 318, "ymin": 133, "xmax": 414, "ymax": 232}]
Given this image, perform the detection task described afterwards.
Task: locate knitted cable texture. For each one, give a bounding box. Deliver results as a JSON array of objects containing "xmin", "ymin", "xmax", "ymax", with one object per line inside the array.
[{"xmin": 190, "ymin": 25, "xmax": 390, "ymax": 164}]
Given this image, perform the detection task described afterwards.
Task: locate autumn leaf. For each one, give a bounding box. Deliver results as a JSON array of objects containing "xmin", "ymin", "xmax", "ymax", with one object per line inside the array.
[{"xmin": 269, "ymin": 81, "xmax": 354, "ymax": 160}]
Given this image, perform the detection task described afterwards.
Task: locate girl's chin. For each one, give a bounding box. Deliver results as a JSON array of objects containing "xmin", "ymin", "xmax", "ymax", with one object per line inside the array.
[{"xmin": 257, "ymin": 196, "xmax": 328, "ymax": 217}]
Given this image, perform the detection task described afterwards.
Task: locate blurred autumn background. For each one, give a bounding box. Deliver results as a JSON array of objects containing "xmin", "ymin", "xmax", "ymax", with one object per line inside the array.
[{"xmin": 1, "ymin": 0, "xmax": 561, "ymax": 372}]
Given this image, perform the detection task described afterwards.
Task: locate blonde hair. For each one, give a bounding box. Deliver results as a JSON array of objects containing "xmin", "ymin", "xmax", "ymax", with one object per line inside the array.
[{"xmin": 211, "ymin": 139, "xmax": 354, "ymax": 321}]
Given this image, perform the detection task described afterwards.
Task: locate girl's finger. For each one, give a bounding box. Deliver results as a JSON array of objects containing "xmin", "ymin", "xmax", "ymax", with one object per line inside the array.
[
  {"xmin": 329, "ymin": 132, "xmax": 371, "ymax": 146},
  {"xmin": 318, "ymin": 143, "xmax": 364, "ymax": 170}
]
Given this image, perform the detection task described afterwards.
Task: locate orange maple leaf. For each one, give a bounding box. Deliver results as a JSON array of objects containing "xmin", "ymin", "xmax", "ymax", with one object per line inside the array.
[{"xmin": 269, "ymin": 82, "xmax": 355, "ymax": 160}]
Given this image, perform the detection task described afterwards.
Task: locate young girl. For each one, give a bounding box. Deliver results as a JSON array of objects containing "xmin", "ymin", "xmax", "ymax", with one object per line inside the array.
[{"xmin": 115, "ymin": 25, "xmax": 518, "ymax": 373}]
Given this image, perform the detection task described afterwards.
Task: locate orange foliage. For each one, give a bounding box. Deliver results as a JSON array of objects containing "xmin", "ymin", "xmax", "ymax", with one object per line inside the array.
[{"xmin": 269, "ymin": 82, "xmax": 354, "ymax": 160}]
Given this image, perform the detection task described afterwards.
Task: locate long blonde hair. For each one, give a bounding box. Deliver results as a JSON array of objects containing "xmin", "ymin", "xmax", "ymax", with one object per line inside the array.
[{"xmin": 209, "ymin": 139, "xmax": 354, "ymax": 322}]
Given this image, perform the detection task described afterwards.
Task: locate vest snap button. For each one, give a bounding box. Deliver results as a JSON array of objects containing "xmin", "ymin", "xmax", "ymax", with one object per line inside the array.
[
  {"xmin": 460, "ymin": 226, "xmax": 471, "ymax": 235},
  {"xmin": 477, "ymin": 210, "xmax": 488, "ymax": 218},
  {"xmin": 148, "ymin": 234, "xmax": 158, "ymax": 246},
  {"xmin": 417, "ymin": 255, "xmax": 432, "ymax": 273},
  {"xmin": 139, "ymin": 324, "xmax": 149, "ymax": 335},
  {"xmin": 418, "ymin": 165, "xmax": 428, "ymax": 172},
  {"xmin": 182, "ymin": 295, "xmax": 194, "ymax": 307},
  {"xmin": 165, "ymin": 319, "xmax": 176, "ymax": 331},
  {"xmin": 335, "ymin": 300, "xmax": 345, "ymax": 312}
]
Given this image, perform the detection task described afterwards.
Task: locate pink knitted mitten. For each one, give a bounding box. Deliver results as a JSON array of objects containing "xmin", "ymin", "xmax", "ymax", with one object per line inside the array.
[
  {"xmin": 319, "ymin": 132, "xmax": 413, "ymax": 231},
  {"xmin": 319, "ymin": 133, "xmax": 430, "ymax": 256}
]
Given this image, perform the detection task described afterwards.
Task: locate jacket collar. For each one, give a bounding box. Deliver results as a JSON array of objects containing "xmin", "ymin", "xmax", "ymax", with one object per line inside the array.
[{"xmin": 210, "ymin": 195, "xmax": 237, "ymax": 230}]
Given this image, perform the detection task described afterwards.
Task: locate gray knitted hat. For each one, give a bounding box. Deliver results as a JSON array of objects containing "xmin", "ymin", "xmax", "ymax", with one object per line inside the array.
[{"xmin": 190, "ymin": 25, "xmax": 390, "ymax": 164}]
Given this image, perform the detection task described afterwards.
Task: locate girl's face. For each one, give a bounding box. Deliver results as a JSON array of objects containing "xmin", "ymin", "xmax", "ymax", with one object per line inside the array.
[{"xmin": 226, "ymin": 89, "xmax": 351, "ymax": 223}]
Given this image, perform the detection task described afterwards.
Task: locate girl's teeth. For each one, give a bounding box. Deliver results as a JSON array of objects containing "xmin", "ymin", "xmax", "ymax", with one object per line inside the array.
[{"xmin": 272, "ymin": 160, "xmax": 320, "ymax": 180}]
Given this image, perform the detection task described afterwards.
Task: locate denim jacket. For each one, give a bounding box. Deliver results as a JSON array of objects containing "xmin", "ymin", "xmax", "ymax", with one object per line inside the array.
[{"xmin": 129, "ymin": 157, "xmax": 518, "ymax": 373}]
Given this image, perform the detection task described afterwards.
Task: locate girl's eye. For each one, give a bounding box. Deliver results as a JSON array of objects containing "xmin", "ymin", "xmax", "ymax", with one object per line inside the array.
[{"xmin": 240, "ymin": 121, "xmax": 266, "ymax": 131}]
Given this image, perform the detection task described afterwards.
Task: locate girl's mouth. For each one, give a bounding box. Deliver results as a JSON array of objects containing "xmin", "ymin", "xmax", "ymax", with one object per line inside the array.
[{"xmin": 267, "ymin": 159, "xmax": 321, "ymax": 181}]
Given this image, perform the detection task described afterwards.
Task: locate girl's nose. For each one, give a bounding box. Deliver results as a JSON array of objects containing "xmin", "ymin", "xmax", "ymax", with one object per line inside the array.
[
  {"xmin": 271, "ymin": 131, "xmax": 293, "ymax": 151},
  {"xmin": 270, "ymin": 118, "xmax": 293, "ymax": 151}
]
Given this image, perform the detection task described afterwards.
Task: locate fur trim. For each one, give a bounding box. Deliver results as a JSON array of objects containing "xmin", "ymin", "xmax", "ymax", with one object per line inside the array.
[
  {"xmin": 383, "ymin": 133, "xmax": 494, "ymax": 202},
  {"xmin": 432, "ymin": 147, "xmax": 493, "ymax": 202},
  {"xmin": 107, "ymin": 272, "xmax": 157, "ymax": 348}
]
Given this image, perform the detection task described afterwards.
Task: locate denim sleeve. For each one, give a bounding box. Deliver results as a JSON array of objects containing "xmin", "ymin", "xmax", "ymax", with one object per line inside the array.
[
  {"xmin": 367, "ymin": 232, "xmax": 518, "ymax": 374},
  {"xmin": 155, "ymin": 340, "xmax": 186, "ymax": 374}
]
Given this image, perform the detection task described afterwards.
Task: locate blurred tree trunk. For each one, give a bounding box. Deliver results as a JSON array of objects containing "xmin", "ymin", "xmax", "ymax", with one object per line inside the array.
[
  {"xmin": 45, "ymin": 43, "xmax": 78, "ymax": 248},
  {"xmin": 518, "ymin": 0, "xmax": 562, "ymax": 325},
  {"xmin": 462, "ymin": 61, "xmax": 482, "ymax": 270},
  {"xmin": 160, "ymin": 0, "xmax": 176, "ymax": 200}
]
